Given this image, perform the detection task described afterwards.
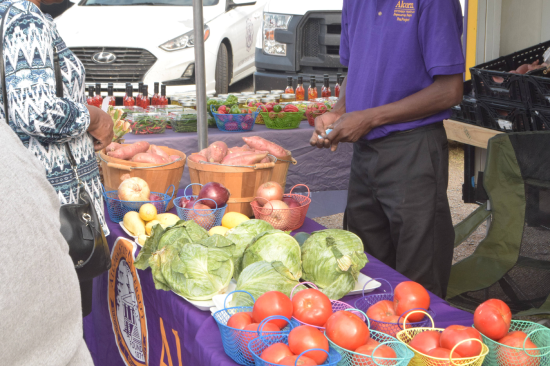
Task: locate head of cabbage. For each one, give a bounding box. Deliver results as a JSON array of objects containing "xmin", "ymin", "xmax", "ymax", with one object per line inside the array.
[
  {"xmin": 224, "ymin": 219, "xmax": 274, "ymax": 274},
  {"xmin": 237, "ymin": 230, "xmax": 302, "ymax": 281},
  {"xmin": 301, "ymin": 229, "xmax": 368, "ymax": 300}
]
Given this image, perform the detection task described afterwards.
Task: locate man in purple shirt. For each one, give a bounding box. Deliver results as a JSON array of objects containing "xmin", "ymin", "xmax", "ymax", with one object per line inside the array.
[{"xmin": 310, "ymin": 0, "xmax": 465, "ymax": 298}]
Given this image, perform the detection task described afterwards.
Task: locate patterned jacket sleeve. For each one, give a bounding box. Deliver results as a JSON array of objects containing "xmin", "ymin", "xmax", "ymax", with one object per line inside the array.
[{"xmin": 2, "ymin": 4, "xmax": 91, "ymax": 144}]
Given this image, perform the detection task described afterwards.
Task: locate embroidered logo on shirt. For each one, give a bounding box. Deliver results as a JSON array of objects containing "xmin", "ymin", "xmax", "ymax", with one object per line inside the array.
[{"xmin": 394, "ymin": 1, "xmax": 416, "ymax": 22}]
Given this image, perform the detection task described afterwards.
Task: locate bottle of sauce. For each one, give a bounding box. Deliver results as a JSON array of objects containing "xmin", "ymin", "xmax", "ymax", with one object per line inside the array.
[
  {"xmin": 335, "ymin": 73, "xmax": 342, "ymax": 98},
  {"xmin": 295, "ymin": 76, "xmax": 305, "ymax": 101},
  {"xmin": 321, "ymin": 74, "xmax": 331, "ymax": 98},
  {"xmin": 141, "ymin": 85, "xmax": 150, "ymax": 108},
  {"xmin": 285, "ymin": 76, "xmax": 294, "ymax": 94},
  {"xmin": 308, "ymin": 76, "xmax": 318, "ymax": 100},
  {"xmin": 94, "ymin": 83, "xmax": 103, "ymax": 107},
  {"xmin": 123, "ymin": 85, "xmax": 135, "ymax": 107},
  {"xmin": 87, "ymin": 85, "xmax": 96, "ymax": 106},
  {"xmin": 107, "ymin": 83, "xmax": 116, "ymax": 106},
  {"xmin": 136, "ymin": 82, "xmax": 144, "ymax": 106},
  {"xmin": 152, "ymin": 82, "xmax": 160, "ymax": 105},
  {"xmin": 159, "ymin": 84, "xmax": 168, "ymax": 106}
]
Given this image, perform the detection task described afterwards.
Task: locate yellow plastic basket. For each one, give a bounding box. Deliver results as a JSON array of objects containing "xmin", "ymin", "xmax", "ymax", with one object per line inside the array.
[{"xmin": 396, "ymin": 311, "xmax": 489, "ymax": 366}]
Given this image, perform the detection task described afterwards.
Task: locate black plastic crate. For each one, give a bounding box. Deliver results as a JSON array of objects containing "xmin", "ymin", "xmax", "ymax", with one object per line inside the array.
[
  {"xmin": 477, "ymin": 100, "xmax": 532, "ymax": 132},
  {"xmin": 529, "ymin": 109, "xmax": 550, "ymax": 131},
  {"xmin": 452, "ymin": 98, "xmax": 478, "ymax": 125},
  {"xmin": 524, "ymin": 75, "xmax": 550, "ymax": 108}
]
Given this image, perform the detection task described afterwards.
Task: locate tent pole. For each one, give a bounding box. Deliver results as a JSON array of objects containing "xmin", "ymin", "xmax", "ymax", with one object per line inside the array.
[{"xmin": 193, "ymin": 0, "xmax": 208, "ymax": 150}]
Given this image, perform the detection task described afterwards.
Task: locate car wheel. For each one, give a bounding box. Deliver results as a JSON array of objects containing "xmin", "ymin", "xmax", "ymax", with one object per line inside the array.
[{"xmin": 215, "ymin": 43, "xmax": 229, "ymax": 95}]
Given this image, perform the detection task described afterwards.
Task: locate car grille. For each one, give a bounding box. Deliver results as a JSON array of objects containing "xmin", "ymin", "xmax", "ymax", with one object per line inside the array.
[
  {"xmin": 297, "ymin": 12, "xmax": 344, "ymax": 71},
  {"xmin": 302, "ymin": 19, "xmax": 321, "ymax": 58},
  {"xmin": 70, "ymin": 47, "xmax": 157, "ymax": 83}
]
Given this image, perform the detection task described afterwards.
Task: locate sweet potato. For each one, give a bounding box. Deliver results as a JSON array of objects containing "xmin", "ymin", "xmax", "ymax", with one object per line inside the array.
[
  {"xmin": 516, "ymin": 64, "xmax": 529, "ymax": 75},
  {"xmin": 107, "ymin": 141, "xmax": 150, "ymax": 160},
  {"xmin": 199, "ymin": 148, "xmax": 209, "ymax": 157},
  {"xmin": 106, "ymin": 142, "xmax": 122, "ymax": 152},
  {"xmin": 188, "ymin": 154, "xmax": 207, "ymax": 163},
  {"xmin": 206, "ymin": 141, "xmax": 228, "ymax": 163},
  {"xmin": 221, "ymin": 151, "xmax": 267, "ymax": 165},
  {"xmin": 241, "ymin": 144, "xmax": 253, "ymax": 151},
  {"xmin": 260, "ymin": 157, "xmax": 270, "ymax": 163},
  {"xmin": 169, "ymin": 155, "xmax": 181, "ymax": 162},
  {"xmin": 228, "ymin": 146, "xmax": 247, "ymax": 154},
  {"xmin": 150, "ymin": 145, "xmax": 170, "ymax": 159},
  {"xmin": 242, "ymin": 136, "xmax": 288, "ymax": 158},
  {"xmin": 131, "ymin": 153, "xmax": 169, "ymax": 164}
]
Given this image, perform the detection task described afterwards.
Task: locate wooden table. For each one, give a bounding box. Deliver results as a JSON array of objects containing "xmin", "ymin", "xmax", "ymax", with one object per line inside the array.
[{"xmin": 444, "ymin": 119, "xmax": 503, "ymax": 148}]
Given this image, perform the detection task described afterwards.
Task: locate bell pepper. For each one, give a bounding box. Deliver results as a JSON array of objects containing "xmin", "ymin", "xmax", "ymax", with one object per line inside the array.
[
  {"xmin": 230, "ymin": 105, "xmax": 241, "ymax": 114},
  {"xmin": 217, "ymin": 105, "xmax": 227, "ymax": 114},
  {"xmin": 273, "ymin": 104, "xmax": 283, "ymax": 113},
  {"xmin": 283, "ymin": 104, "xmax": 299, "ymax": 112}
]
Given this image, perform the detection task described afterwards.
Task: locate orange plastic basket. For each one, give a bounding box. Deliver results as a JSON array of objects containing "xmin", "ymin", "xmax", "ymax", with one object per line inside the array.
[{"xmin": 250, "ymin": 184, "xmax": 311, "ymax": 231}]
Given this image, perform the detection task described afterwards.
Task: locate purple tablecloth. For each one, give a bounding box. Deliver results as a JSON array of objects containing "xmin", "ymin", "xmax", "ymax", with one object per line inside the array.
[
  {"xmin": 84, "ymin": 196, "xmax": 474, "ymax": 366},
  {"xmin": 123, "ymin": 121, "xmax": 353, "ymax": 192}
]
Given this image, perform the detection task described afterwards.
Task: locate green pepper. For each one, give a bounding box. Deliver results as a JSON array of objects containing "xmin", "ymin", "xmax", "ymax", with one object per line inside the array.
[
  {"xmin": 273, "ymin": 104, "xmax": 282, "ymax": 113},
  {"xmin": 224, "ymin": 94, "xmax": 238, "ymax": 106},
  {"xmin": 229, "ymin": 105, "xmax": 241, "ymax": 114}
]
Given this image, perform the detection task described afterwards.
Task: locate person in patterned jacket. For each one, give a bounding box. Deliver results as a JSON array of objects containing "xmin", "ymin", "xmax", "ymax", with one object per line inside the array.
[{"xmin": 0, "ymin": 0, "xmax": 114, "ymax": 316}]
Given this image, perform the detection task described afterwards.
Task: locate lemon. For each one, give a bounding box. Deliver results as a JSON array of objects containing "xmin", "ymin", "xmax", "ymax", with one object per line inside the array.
[
  {"xmin": 145, "ymin": 220, "xmax": 160, "ymax": 235},
  {"xmin": 156, "ymin": 213, "xmax": 180, "ymax": 227},
  {"xmin": 209, "ymin": 226, "xmax": 230, "ymax": 236},
  {"xmin": 139, "ymin": 203, "xmax": 157, "ymax": 221},
  {"xmin": 137, "ymin": 234, "xmax": 149, "ymax": 246},
  {"xmin": 221, "ymin": 212, "xmax": 250, "ymax": 229}
]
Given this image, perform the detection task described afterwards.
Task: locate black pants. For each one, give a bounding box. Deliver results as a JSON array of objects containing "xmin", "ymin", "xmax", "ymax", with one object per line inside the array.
[
  {"xmin": 344, "ymin": 122, "xmax": 454, "ymax": 298},
  {"xmin": 80, "ymin": 279, "xmax": 93, "ymax": 317}
]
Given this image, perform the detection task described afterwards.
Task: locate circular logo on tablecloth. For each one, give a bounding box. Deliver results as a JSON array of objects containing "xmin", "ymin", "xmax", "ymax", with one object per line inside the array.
[{"xmin": 109, "ymin": 238, "xmax": 148, "ymax": 366}]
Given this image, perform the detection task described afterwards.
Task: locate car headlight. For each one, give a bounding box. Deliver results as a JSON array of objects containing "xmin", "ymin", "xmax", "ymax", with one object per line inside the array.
[
  {"xmin": 263, "ymin": 13, "xmax": 292, "ymax": 57},
  {"xmin": 159, "ymin": 25, "xmax": 210, "ymax": 52}
]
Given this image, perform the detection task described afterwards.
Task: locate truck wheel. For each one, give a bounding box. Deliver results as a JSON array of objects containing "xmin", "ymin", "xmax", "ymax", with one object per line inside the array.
[{"xmin": 215, "ymin": 43, "xmax": 229, "ymax": 95}]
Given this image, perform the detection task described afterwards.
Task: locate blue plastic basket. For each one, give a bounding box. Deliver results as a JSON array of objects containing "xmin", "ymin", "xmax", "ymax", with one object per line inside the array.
[
  {"xmin": 354, "ymin": 278, "xmax": 436, "ymax": 337},
  {"xmin": 213, "ymin": 292, "xmax": 292, "ymax": 366},
  {"xmin": 249, "ymin": 333, "xmax": 341, "ymax": 366},
  {"xmin": 210, "ymin": 105, "xmax": 258, "ymax": 132},
  {"xmin": 102, "ymin": 184, "xmax": 175, "ymax": 223},
  {"xmin": 173, "ymin": 183, "xmax": 227, "ymax": 230}
]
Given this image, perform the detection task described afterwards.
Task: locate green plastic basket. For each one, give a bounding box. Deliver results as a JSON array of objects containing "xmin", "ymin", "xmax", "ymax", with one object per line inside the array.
[
  {"xmin": 478, "ymin": 320, "xmax": 550, "ymax": 366},
  {"xmin": 260, "ymin": 112, "xmax": 303, "ymax": 129}
]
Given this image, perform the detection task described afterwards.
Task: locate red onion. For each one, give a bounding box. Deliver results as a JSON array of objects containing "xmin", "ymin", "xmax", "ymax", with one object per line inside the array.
[
  {"xmin": 282, "ymin": 197, "xmax": 301, "ymax": 209},
  {"xmin": 198, "ymin": 182, "xmax": 230, "ymax": 209},
  {"xmin": 182, "ymin": 197, "xmax": 197, "ymax": 209}
]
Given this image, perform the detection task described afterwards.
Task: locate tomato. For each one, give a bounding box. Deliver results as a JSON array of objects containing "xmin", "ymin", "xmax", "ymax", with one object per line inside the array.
[
  {"xmin": 499, "ymin": 331, "xmax": 528, "ymax": 341},
  {"xmin": 378, "ymin": 315, "xmax": 410, "ymax": 337},
  {"xmin": 474, "ymin": 299, "xmax": 512, "ymax": 340},
  {"xmin": 497, "ymin": 335, "xmax": 540, "ymax": 366},
  {"xmin": 239, "ymin": 323, "xmax": 280, "ymax": 362},
  {"xmin": 227, "ymin": 312, "xmax": 253, "ymax": 330},
  {"xmin": 409, "ymin": 330, "xmax": 441, "ymax": 354},
  {"xmin": 427, "ymin": 347, "xmax": 462, "ymax": 366},
  {"xmin": 279, "ymin": 355, "xmax": 317, "ymax": 366},
  {"xmin": 353, "ymin": 342, "xmax": 397, "ymax": 366},
  {"xmin": 393, "ymin": 281, "xmax": 430, "ymax": 322},
  {"xmin": 252, "ymin": 291, "xmax": 293, "ymax": 329},
  {"xmin": 288, "ymin": 325, "xmax": 329, "ymax": 364},
  {"xmin": 260, "ymin": 343, "xmax": 294, "ymax": 364},
  {"xmin": 326, "ymin": 311, "xmax": 370, "ymax": 351},
  {"xmin": 367, "ymin": 300, "xmax": 396, "ymax": 323},
  {"xmin": 292, "ymin": 288, "xmax": 333, "ymax": 327},
  {"xmin": 440, "ymin": 325, "xmax": 482, "ymax": 358}
]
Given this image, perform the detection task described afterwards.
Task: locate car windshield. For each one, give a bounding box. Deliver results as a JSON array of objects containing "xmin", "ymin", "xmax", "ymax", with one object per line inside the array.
[{"xmin": 82, "ymin": 0, "xmax": 218, "ymax": 6}]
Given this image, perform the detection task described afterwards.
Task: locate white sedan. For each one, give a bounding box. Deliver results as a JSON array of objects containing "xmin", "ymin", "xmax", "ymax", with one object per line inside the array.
[{"xmin": 55, "ymin": 0, "xmax": 267, "ymax": 96}]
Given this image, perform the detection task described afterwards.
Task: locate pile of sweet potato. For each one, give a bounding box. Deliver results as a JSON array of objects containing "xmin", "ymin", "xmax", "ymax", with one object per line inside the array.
[
  {"xmin": 106, "ymin": 141, "xmax": 181, "ymax": 164},
  {"xmin": 188, "ymin": 136, "xmax": 290, "ymax": 166},
  {"xmin": 492, "ymin": 60, "xmax": 549, "ymax": 83}
]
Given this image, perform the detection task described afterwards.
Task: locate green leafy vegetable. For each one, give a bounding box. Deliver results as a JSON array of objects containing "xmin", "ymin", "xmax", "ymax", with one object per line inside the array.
[
  {"xmin": 301, "ymin": 229, "xmax": 368, "ymax": 300},
  {"xmin": 158, "ymin": 220, "xmax": 209, "ymax": 249},
  {"xmin": 234, "ymin": 261, "xmax": 300, "ymax": 306},
  {"xmin": 225, "ymin": 219, "xmax": 274, "ymax": 275},
  {"xmin": 135, "ymin": 223, "xmax": 166, "ymax": 270}
]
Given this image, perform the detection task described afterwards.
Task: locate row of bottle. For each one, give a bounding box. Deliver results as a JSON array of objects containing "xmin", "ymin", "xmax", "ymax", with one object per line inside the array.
[
  {"xmin": 87, "ymin": 83, "xmax": 116, "ymax": 108},
  {"xmin": 86, "ymin": 82, "xmax": 168, "ymax": 108},
  {"xmin": 283, "ymin": 73, "xmax": 344, "ymax": 101}
]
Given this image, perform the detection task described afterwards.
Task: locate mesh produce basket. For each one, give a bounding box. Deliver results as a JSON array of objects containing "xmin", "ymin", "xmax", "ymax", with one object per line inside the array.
[
  {"xmin": 173, "ymin": 183, "xmax": 226, "ymax": 230},
  {"xmin": 212, "ymin": 292, "xmax": 292, "ymax": 366},
  {"xmin": 102, "ymin": 184, "xmax": 174, "ymax": 222},
  {"xmin": 289, "ymin": 282, "xmax": 358, "ymax": 331},
  {"xmin": 249, "ymin": 335, "xmax": 341, "ymax": 366},
  {"xmin": 260, "ymin": 111, "xmax": 303, "ymax": 129},
  {"xmin": 325, "ymin": 309, "xmax": 414, "ymax": 366},
  {"xmin": 478, "ymin": 320, "xmax": 550, "ymax": 366},
  {"xmin": 210, "ymin": 105, "xmax": 258, "ymax": 132},
  {"xmin": 250, "ymin": 184, "xmax": 311, "ymax": 231},
  {"xmin": 396, "ymin": 311, "xmax": 489, "ymax": 366},
  {"xmin": 354, "ymin": 278, "xmax": 436, "ymax": 337}
]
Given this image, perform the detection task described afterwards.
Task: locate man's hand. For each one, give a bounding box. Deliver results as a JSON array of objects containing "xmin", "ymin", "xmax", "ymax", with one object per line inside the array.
[
  {"xmin": 326, "ymin": 109, "xmax": 380, "ymax": 151},
  {"xmin": 86, "ymin": 106, "xmax": 114, "ymax": 151},
  {"xmin": 309, "ymin": 111, "xmax": 341, "ymax": 148}
]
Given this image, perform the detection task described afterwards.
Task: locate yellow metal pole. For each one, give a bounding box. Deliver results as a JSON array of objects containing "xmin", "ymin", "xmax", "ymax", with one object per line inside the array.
[{"xmin": 465, "ymin": 0, "xmax": 478, "ymax": 80}]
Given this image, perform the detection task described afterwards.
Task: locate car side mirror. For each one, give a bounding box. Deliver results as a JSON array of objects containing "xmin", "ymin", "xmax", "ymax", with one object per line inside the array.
[{"xmin": 226, "ymin": 0, "xmax": 256, "ymax": 11}]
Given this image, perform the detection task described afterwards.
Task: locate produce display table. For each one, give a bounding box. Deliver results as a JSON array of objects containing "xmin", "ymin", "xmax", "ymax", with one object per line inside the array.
[
  {"xmin": 83, "ymin": 197, "xmax": 474, "ymax": 366},
  {"xmin": 123, "ymin": 121, "xmax": 353, "ymax": 192}
]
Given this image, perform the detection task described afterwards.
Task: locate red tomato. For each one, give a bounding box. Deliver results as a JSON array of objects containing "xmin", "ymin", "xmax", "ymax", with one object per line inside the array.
[
  {"xmin": 367, "ymin": 300, "xmax": 396, "ymax": 323},
  {"xmin": 292, "ymin": 289, "xmax": 333, "ymax": 327},
  {"xmin": 279, "ymin": 355, "xmax": 317, "ymax": 365},
  {"xmin": 440, "ymin": 325, "xmax": 483, "ymax": 358},
  {"xmin": 326, "ymin": 311, "xmax": 370, "ymax": 351},
  {"xmin": 239, "ymin": 323, "xmax": 280, "ymax": 362},
  {"xmin": 288, "ymin": 325, "xmax": 329, "ymax": 364},
  {"xmin": 227, "ymin": 312, "xmax": 253, "ymax": 330},
  {"xmin": 260, "ymin": 343, "xmax": 294, "ymax": 364},
  {"xmin": 499, "ymin": 331, "xmax": 528, "ymax": 341},
  {"xmin": 393, "ymin": 281, "xmax": 430, "ymax": 322},
  {"xmin": 427, "ymin": 347, "xmax": 462, "ymax": 366},
  {"xmin": 379, "ymin": 315, "xmax": 410, "ymax": 337},
  {"xmin": 474, "ymin": 299, "xmax": 512, "ymax": 340},
  {"xmin": 252, "ymin": 291, "xmax": 293, "ymax": 329},
  {"xmin": 409, "ymin": 330, "xmax": 441, "ymax": 354},
  {"xmin": 353, "ymin": 342, "xmax": 397, "ymax": 366},
  {"xmin": 497, "ymin": 335, "xmax": 540, "ymax": 366}
]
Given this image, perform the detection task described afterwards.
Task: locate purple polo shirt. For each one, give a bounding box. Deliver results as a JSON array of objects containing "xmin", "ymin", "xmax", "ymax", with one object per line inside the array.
[{"xmin": 340, "ymin": 0, "xmax": 465, "ymax": 140}]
